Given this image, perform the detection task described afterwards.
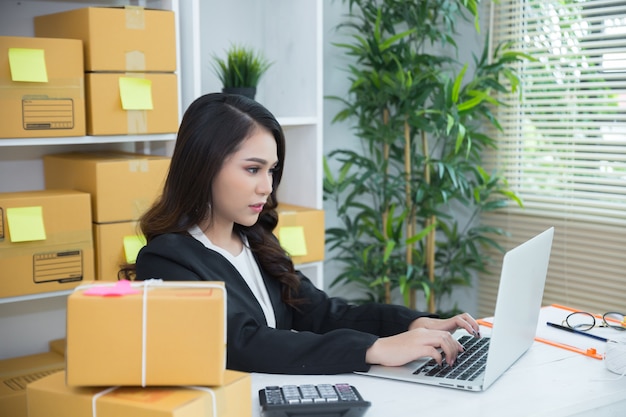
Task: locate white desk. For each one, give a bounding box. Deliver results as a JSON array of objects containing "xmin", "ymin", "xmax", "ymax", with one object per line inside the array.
[{"xmin": 249, "ymin": 333, "xmax": 626, "ymax": 417}]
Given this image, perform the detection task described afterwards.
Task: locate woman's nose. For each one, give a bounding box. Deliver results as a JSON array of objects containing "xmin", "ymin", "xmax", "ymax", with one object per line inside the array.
[{"xmin": 258, "ymin": 173, "xmax": 273, "ymax": 195}]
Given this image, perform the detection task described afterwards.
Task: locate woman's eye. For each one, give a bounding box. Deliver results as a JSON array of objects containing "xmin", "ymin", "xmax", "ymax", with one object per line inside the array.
[{"xmin": 247, "ymin": 167, "xmax": 259, "ymax": 174}]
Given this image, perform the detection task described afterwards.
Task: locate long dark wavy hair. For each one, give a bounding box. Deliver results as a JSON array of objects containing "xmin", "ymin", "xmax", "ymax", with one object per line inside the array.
[{"xmin": 130, "ymin": 92, "xmax": 302, "ymax": 305}]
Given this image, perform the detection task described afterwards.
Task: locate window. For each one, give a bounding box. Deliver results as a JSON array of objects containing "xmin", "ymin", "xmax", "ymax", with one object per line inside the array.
[{"xmin": 480, "ymin": 0, "xmax": 626, "ymax": 317}]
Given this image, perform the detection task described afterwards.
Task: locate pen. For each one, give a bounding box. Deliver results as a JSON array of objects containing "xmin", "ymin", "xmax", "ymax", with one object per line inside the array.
[{"xmin": 546, "ymin": 322, "xmax": 608, "ymax": 342}]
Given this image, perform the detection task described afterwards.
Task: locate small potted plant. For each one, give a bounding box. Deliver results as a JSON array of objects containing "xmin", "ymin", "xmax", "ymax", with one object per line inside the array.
[{"xmin": 212, "ymin": 44, "xmax": 272, "ymax": 100}]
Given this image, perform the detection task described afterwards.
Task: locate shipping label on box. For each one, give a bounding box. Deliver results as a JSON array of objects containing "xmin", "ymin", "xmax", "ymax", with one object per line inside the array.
[
  {"xmin": 43, "ymin": 151, "xmax": 170, "ymax": 224},
  {"xmin": 34, "ymin": 6, "xmax": 176, "ymax": 72},
  {"xmin": 28, "ymin": 370, "xmax": 251, "ymax": 417},
  {"xmin": 0, "ymin": 351, "xmax": 65, "ymax": 417},
  {"xmin": 93, "ymin": 221, "xmax": 144, "ymax": 281},
  {"xmin": 275, "ymin": 204, "xmax": 325, "ymax": 265},
  {"xmin": 0, "ymin": 36, "xmax": 85, "ymax": 139},
  {"xmin": 0, "ymin": 190, "xmax": 94, "ymax": 298},
  {"xmin": 85, "ymin": 72, "xmax": 178, "ymax": 135},
  {"xmin": 66, "ymin": 280, "xmax": 226, "ymax": 387}
]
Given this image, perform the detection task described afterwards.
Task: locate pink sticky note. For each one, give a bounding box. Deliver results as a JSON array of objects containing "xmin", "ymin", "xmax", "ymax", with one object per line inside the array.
[{"xmin": 83, "ymin": 280, "xmax": 140, "ymax": 296}]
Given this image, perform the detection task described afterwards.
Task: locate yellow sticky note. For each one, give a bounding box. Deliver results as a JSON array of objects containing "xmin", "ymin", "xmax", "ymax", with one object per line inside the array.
[
  {"xmin": 118, "ymin": 77, "xmax": 153, "ymax": 110},
  {"xmin": 6, "ymin": 206, "xmax": 46, "ymax": 242},
  {"xmin": 8, "ymin": 48, "xmax": 48, "ymax": 82},
  {"xmin": 123, "ymin": 234, "xmax": 147, "ymax": 264},
  {"xmin": 278, "ymin": 226, "xmax": 308, "ymax": 257}
]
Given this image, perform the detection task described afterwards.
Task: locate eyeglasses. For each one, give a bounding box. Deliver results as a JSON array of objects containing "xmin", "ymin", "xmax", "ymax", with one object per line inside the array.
[{"xmin": 563, "ymin": 311, "xmax": 626, "ymax": 332}]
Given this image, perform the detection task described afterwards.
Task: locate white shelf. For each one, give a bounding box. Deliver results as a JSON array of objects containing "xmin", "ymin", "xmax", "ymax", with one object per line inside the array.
[
  {"xmin": 0, "ymin": 0, "xmax": 324, "ymax": 359},
  {"xmin": 0, "ymin": 289, "xmax": 72, "ymax": 305},
  {"xmin": 180, "ymin": 0, "xmax": 323, "ymax": 212},
  {"xmin": 0, "ymin": 133, "xmax": 177, "ymax": 147},
  {"xmin": 0, "ymin": 0, "xmax": 183, "ymax": 360},
  {"xmin": 278, "ymin": 117, "xmax": 320, "ymax": 127}
]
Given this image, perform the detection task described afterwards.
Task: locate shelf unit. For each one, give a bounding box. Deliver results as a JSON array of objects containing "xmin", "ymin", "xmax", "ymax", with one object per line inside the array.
[{"xmin": 0, "ymin": 0, "xmax": 324, "ymax": 360}]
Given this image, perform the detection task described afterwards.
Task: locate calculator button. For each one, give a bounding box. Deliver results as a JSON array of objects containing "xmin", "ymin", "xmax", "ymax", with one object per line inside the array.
[
  {"xmin": 281, "ymin": 385, "xmax": 301, "ymax": 403},
  {"xmin": 335, "ymin": 383, "xmax": 359, "ymax": 401},
  {"xmin": 317, "ymin": 384, "xmax": 339, "ymax": 401}
]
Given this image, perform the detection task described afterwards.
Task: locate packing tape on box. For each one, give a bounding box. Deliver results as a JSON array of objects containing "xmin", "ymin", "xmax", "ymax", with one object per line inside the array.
[
  {"xmin": 124, "ymin": 6, "xmax": 145, "ymax": 30},
  {"xmin": 76, "ymin": 279, "xmax": 227, "ymax": 387},
  {"xmin": 125, "ymin": 51, "xmax": 146, "ymax": 71},
  {"xmin": 127, "ymin": 109, "xmax": 148, "ymax": 134},
  {"xmin": 605, "ymin": 339, "xmax": 626, "ymax": 377}
]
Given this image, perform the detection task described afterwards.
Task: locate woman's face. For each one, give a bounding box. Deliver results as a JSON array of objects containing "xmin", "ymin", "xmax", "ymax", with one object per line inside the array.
[{"xmin": 211, "ymin": 127, "xmax": 278, "ymax": 229}]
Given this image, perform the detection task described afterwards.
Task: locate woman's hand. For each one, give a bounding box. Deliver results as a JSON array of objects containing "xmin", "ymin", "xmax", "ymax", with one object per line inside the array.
[
  {"xmin": 365, "ymin": 312, "xmax": 481, "ymax": 367},
  {"xmin": 409, "ymin": 312, "xmax": 481, "ymax": 337},
  {"xmin": 365, "ymin": 327, "xmax": 463, "ymax": 367}
]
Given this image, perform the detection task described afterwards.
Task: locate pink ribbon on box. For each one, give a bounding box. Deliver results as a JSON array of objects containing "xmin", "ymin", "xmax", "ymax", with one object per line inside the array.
[
  {"xmin": 83, "ymin": 279, "xmax": 140, "ymax": 296},
  {"xmin": 74, "ymin": 279, "xmax": 227, "ymax": 387}
]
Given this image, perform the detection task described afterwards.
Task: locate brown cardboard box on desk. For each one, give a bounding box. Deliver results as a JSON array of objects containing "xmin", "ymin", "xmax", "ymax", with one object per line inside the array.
[
  {"xmin": 34, "ymin": 6, "xmax": 176, "ymax": 72},
  {"xmin": 43, "ymin": 151, "xmax": 170, "ymax": 224},
  {"xmin": 66, "ymin": 280, "xmax": 226, "ymax": 387},
  {"xmin": 27, "ymin": 370, "xmax": 251, "ymax": 417},
  {"xmin": 0, "ymin": 36, "xmax": 85, "ymax": 138},
  {"xmin": 0, "ymin": 189, "xmax": 94, "ymax": 298},
  {"xmin": 0, "ymin": 351, "xmax": 65, "ymax": 417}
]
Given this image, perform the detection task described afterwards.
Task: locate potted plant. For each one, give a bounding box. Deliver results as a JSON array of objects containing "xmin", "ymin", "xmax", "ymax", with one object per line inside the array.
[
  {"xmin": 211, "ymin": 44, "xmax": 272, "ymax": 100},
  {"xmin": 324, "ymin": 0, "xmax": 532, "ymax": 315}
]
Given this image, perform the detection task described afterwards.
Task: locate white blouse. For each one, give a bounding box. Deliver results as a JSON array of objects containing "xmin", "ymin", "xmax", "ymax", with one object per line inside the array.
[{"xmin": 188, "ymin": 225, "xmax": 277, "ymax": 328}]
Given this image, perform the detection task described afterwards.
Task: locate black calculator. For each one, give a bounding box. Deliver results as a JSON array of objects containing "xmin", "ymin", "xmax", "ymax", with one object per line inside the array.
[{"xmin": 259, "ymin": 383, "xmax": 371, "ymax": 417}]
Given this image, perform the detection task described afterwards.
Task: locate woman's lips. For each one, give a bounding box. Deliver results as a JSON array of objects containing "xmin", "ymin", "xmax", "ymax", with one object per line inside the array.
[{"xmin": 250, "ymin": 203, "xmax": 264, "ymax": 213}]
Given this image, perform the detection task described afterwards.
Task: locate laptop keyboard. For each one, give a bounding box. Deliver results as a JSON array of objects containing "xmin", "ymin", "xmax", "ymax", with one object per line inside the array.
[{"xmin": 413, "ymin": 335, "xmax": 489, "ymax": 381}]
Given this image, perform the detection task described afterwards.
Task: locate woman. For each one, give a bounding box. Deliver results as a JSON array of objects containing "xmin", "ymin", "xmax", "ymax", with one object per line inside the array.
[{"xmin": 135, "ymin": 92, "xmax": 480, "ymax": 375}]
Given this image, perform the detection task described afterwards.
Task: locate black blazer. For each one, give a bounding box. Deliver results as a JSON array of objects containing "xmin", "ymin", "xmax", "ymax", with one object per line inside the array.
[{"xmin": 136, "ymin": 233, "xmax": 431, "ymax": 374}]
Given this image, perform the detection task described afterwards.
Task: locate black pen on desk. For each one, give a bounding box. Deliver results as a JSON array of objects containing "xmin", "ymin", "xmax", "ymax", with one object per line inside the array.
[{"xmin": 546, "ymin": 322, "xmax": 608, "ymax": 343}]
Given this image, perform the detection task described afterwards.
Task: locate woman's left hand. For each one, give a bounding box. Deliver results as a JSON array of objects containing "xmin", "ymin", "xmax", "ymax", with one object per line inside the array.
[{"xmin": 409, "ymin": 312, "xmax": 481, "ymax": 337}]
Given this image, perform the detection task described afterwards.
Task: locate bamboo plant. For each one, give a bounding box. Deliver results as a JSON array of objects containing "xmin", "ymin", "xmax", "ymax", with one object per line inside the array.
[{"xmin": 324, "ymin": 0, "xmax": 531, "ymax": 315}]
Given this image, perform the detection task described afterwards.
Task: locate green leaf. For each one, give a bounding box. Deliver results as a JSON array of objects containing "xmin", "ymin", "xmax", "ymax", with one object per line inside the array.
[
  {"xmin": 405, "ymin": 222, "xmax": 437, "ymax": 245},
  {"xmin": 323, "ymin": 157, "xmax": 335, "ymax": 186},
  {"xmin": 455, "ymin": 123, "xmax": 467, "ymax": 153},
  {"xmin": 446, "ymin": 114, "xmax": 455, "ymax": 135},
  {"xmin": 383, "ymin": 240, "xmax": 396, "ymax": 263},
  {"xmin": 452, "ymin": 64, "xmax": 468, "ymax": 103}
]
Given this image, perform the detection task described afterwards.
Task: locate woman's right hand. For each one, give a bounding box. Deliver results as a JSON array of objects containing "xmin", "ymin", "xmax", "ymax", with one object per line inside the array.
[{"xmin": 365, "ymin": 328, "xmax": 464, "ymax": 367}]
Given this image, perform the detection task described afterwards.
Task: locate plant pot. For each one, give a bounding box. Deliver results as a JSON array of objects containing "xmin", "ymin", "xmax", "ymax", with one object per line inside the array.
[{"xmin": 222, "ymin": 87, "xmax": 256, "ymax": 100}]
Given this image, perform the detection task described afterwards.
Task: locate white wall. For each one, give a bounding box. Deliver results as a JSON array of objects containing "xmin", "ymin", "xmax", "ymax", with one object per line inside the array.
[{"xmin": 322, "ymin": 1, "xmax": 486, "ymax": 316}]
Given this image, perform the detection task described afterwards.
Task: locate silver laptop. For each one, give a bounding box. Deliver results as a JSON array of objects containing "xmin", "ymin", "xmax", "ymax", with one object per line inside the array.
[{"xmin": 358, "ymin": 227, "xmax": 554, "ymax": 392}]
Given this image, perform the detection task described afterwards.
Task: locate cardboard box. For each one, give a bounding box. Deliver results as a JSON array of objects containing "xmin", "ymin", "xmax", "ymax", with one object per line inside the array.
[
  {"xmin": 34, "ymin": 6, "xmax": 176, "ymax": 72},
  {"xmin": 85, "ymin": 72, "xmax": 178, "ymax": 135},
  {"xmin": 0, "ymin": 36, "xmax": 85, "ymax": 139},
  {"xmin": 43, "ymin": 151, "xmax": 170, "ymax": 224},
  {"xmin": 93, "ymin": 221, "xmax": 144, "ymax": 281},
  {"xmin": 275, "ymin": 204, "xmax": 325, "ymax": 264},
  {"xmin": 0, "ymin": 190, "xmax": 94, "ymax": 298},
  {"xmin": 0, "ymin": 351, "xmax": 65, "ymax": 417},
  {"xmin": 27, "ymin": 370, "xmax": 251, "ymax": 417},
  {"xmin": 66, "ymin": 281, "xmax": 226, "ymax": 387},
  {"xmin": 48, "ymin": 339, "xmax": 67, "ymax": 357}
]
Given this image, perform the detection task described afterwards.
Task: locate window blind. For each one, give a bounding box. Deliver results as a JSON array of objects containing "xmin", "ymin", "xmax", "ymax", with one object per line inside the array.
[{"xmin": 480, "ymin": 0, "xmax": 626, "ymax": 318}]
